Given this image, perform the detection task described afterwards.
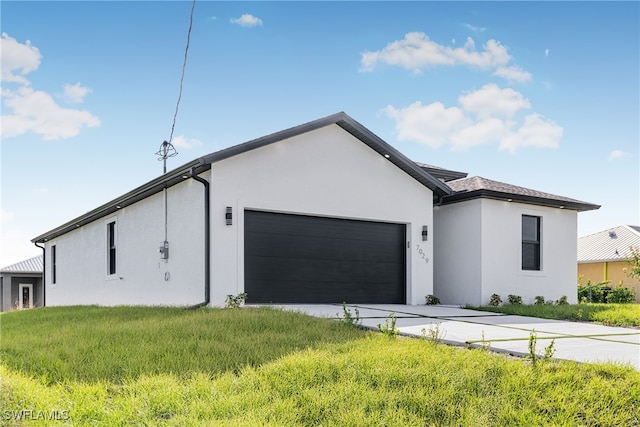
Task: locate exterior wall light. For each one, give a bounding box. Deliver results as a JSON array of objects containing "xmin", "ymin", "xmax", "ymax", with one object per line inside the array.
[
  {"xmin": 225, "ymin": 207, "xmax": 232, "ymax": 225},
  {"xmin": 422, "ymin": 225, "xmax": 428, "ymax": 241}
]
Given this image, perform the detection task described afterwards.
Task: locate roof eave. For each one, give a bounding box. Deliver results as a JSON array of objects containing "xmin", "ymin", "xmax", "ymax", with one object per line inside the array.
[
  {"xmin": 439, "ymin": 190, "xmax": 600, "ymax": 212},
  {"xmin": 201, "ymin": 112, "xmax": 452, "ymax": 197},
  {"xmin": 32, "ymin": 159, "xmax": 210, "ymax": 243}
]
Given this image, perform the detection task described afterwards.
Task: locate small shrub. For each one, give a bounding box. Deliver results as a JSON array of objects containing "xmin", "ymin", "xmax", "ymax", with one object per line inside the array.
[
  {"xmin": 489, "ymin": 294, "xmax": 502, "ymax": 307},
  {"xmin": 528, "ymin": 330, "xmax": 555, "ymax": 367},
  {"xmin": 555, "ymin": 295, "xmax": 569, "ymax": 306},
  {"xmin": 606, "ymin": 286, "xmax": 635, "ymax": 304},
  {"xmin": 577, "ymin": 280, "xmax": 609, "ymax": 303},
  {"xmin": 420, "ymin": 322, "xmax": 444, "ymax": 344},
  {"xmin": 340, "ymin": 303, "xmax": 361, "ymax": 326},
  {"xmin": 507, "ymin": 294, "xmax": 522, "ymax": 305},
  {"xmin": 225, "ymin": 292, "xmax": 247, "ymax": 309},
  {"xmin": 479, "ymin": 331, "xmax": 491, "ymax": 351},
  {"xmin": 378, "ymin": 312, "xmax": 398, "ymax": 338},
  {"xmin": 425, "ymin": 294, "xmax": 441, "ymax": 305},
  {"xmin": 534, "ymin": 296, "xmax": 545, "ymax": 306}
]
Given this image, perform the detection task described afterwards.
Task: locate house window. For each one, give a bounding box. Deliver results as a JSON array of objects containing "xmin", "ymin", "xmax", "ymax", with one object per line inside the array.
[
  {"xmin": 51, "ymin": 245, "xmax": 57, "ymax": 284},
  {"xmin": 522, "ymin": 215, "xmax": 541, "ymax": 271},
  {"xmin": 107, "ymin": 221, "xmax": 117, "ymax": 275}
]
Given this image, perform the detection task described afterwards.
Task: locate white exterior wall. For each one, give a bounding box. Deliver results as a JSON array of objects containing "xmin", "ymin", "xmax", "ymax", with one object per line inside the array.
[
  {"xmin": 209, "ymin": 124, "xmax": 434, "ymax": 306},
  {"xmin": 480, "ymin": 200, "xmax": 578, "ymax": 305},
  {"xmin": 434, "ymin": 198, "xmax": 579, "ymax": 306},
  {"xmin": 45, "ymin": 177, "xmax": 206, "ymax": 306},
  {"xmin": 433, "ymin": 199, "xmax": 482, "ymax": 305}
]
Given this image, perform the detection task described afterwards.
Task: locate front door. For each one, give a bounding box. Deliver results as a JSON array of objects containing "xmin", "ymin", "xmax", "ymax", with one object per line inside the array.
[{"xmin": 19, "ymin": 284, "xmax": 33, "ymax": 309}]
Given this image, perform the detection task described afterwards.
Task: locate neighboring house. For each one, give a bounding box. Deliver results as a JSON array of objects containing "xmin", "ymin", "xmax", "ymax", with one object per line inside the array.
[
  {"xmin": 578, "ymin": 225, "xmax": 640, "ymax": 302},
  {"xmin": 31, "ymin": 112, "xmax": 599, "ymax": 307},
  {"xmin": 0, "ymin": 255, "xmax": 44, "ymax": 311}
]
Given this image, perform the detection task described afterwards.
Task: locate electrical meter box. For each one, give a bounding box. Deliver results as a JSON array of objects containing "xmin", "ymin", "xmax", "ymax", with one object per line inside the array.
[{"xmin": 159, "ymin": 241, "xmax": 169, "ymax": 260}]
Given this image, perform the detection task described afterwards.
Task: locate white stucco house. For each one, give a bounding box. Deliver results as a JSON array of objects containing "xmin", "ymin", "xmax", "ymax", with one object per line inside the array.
[{"xmin": 32, "ymin": 113, "xmax": 599, "ymax": 307}]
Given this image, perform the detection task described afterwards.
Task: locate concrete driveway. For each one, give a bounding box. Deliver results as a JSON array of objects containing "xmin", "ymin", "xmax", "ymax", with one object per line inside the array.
[{"xmin": 267, "ymin": 304, "xmax": 640, "ymax": 370}]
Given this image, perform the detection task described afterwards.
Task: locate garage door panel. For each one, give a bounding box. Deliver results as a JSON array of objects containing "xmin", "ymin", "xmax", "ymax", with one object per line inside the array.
[
  {"xmin": 245, "ymin": 233, "xmax": 402, "ymax": 262},
  {"xmin": 245, "ymin": 210, "xmax": 405, "ymax": 303},
  {"xmin": 245, "ymin": 279, "xmax": 403, "ymax": 304},
  {"xmin": 245, "ymin": 256, "xmax": 402, "ymax": 284},
  {"xmin": 245, "ymin": 213, "xmax": 402, "ymax": 243}
]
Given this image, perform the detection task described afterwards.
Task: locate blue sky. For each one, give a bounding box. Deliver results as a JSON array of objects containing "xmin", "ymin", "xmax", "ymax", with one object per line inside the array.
[{"xmin": 1, "ymin": 1, "xmax": 638, "ymax": 266}]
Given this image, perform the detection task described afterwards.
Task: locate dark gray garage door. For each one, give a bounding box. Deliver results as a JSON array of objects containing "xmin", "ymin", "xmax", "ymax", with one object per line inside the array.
[{"xmin": 244, "ymin": 210, "xmax": 406, "ymax": 303}]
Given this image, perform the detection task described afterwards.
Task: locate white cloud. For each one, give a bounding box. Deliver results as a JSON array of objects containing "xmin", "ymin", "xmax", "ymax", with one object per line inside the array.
[
  {"xmin": 383, "ymin": 102, "xmax": 467, "ymax": 149},
  {"xmin": 0, "ymin": 33, "xmax": 41, "ymax": 84},
  {"xmin": 458, "ymin": 83, "xmax": 531, "ymax": 119},
  {"xmin": 492, "ymin": 65, "xmax": 532, "ymax": 83},
  {"xmin": 231, "ymin": 14, "xmax": 263, "ymax": 27},
  {"xmin": 2, "ymin": 86, "xmax": 100, "ymax": 140},
  {"xmin": 464, "ymin": 23, "xmax": 486, "ymax": 32},
  {"xmin": 63, "ymin": 82, "xmax": 92, "ymax": 103},
  {"xmin": 499, "ymin": 113, "xmax": 562, "ymax": 153},
  {"xmin": 171, "ymin": 134, "xmax": 202, "ymax": 149},
  {"xmin": 544, "ymin": 48, "xmax": 550, "ymax": 57},
  {"xmin": 608, "ymin": 149, "xmax": 630, "ymax": 160},
  {"xmin": 383, "ymin": 85, "xmax": 562, "ymax": 153},
  {"xmin": 1, "ymin": 34, "xmax": 100, "ymax": 141},
  {"xmin": 360, "ymin": 32, "xmax": 529, "ymax": 82}
]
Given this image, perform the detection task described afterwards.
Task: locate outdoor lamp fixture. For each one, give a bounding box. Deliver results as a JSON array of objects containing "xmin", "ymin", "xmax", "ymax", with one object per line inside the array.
[
  {"xmin": 422, "ymin": 225, "xmax": 428, "ymax": 241},
  {"xmin": 225, "ymin": 207, "xmax": 232, "ymax": 226}
]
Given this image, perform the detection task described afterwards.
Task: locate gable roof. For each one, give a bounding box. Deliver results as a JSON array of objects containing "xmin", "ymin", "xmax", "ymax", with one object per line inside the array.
[
  {"xmin": 578, "ymin": 225, "xmax": 640, "ymax": 263},
  {"xmin": 440, "ymin": 176, "xmax": 600, "ymax": 212},
  {"xmin": 0, "ymin": 255, "xmax": 43, "ymax": 274},
  {"xmin": 32, "ymin": 112, "xmax": 451, "ymax": 244}
]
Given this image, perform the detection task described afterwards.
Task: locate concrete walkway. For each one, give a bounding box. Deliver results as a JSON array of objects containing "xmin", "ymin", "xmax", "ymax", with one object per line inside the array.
[{"xmin": 266, "ymin": 304, "xmax": 640, "ymax": 370}]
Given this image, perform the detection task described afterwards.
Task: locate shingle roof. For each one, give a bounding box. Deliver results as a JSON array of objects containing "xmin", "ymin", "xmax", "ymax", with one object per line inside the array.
[
  {"xmin": 0, "ymin": 255, "xmax": 43, "ymax": 274},
  {"xmin": 578, "ymin": 225, "xmax": 640, "ymax": 262},
  {"xmin": 440, "ymin": 176, "xmax": 600, "ymax": 212}
]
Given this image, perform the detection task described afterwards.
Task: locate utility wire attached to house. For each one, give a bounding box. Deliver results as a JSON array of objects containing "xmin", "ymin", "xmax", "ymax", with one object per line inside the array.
[
  {"xmin": 155, "ymin": 0, "xmax": 197, "ymax": 263},
  {"xmin": 156, "ymin": 0, "xmax": 197, "ymax": 172}
]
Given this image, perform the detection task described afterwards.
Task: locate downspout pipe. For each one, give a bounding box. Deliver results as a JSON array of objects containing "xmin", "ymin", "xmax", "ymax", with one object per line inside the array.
[
  {"xmin": 34, "ymin": 242, "xmax": 46, "ymax": 308},
  {"xmin": 186, "ymin": 167, "xmax": 210, "ymax": 309}
]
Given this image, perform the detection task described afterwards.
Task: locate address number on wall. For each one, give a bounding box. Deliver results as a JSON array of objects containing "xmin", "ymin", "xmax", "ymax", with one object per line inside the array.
[{"xmin": 415, "ymin": 244, "xmax": 429, "ymax": 264}]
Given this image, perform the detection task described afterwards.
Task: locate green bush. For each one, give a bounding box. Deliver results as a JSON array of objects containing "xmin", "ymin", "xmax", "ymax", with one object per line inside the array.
[
  {"xmin": 534, "ymin": 296, "xmax": 545, "ymax": 306},
  {"xmin": 556, "ymin": 296, "xmax": 569, "ymax": 306},
  {"xmin": 577, "ymin": 281, "xmax": 609, "ymax": 303},
  {"xmin": 425, "ymin": 294, "xmax": 441, "ymax": 305},
  {"xmin": 507, "ymin": 294, "xmax": 522, "ymax": 305},
  {"xmin": 606, "ymin": 286, "xmax": 635, "ymax": 304},
  {"xmin": 489, "ymin": 294, "xmax": 502, "ymax": 307}
]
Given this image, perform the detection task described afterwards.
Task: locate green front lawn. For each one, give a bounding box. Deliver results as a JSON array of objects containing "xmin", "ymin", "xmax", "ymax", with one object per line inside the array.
[
  {"xmin": 467, "ymin": 303, "xmax": 640, "ymax": 328},
  {"xmin": 1, "ymin": 306, "xmax": 639, "ymax": 426}
]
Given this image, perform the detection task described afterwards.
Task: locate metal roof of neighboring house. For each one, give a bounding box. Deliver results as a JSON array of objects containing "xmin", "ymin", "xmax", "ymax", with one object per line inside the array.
[
  {"xmin": 0, "ymin": 255, "xmax": 43, "ymax": 274},
  {"xmin": 32, "ymin": 112, "xmax": 452, "ymax": 244},
  {"xmin": 440, "ymin": 176, "xmax": 600, "ymax": 212},
  {"xmin": 578, "ymin": 225, "xmax": 640, "ymax": 263}
]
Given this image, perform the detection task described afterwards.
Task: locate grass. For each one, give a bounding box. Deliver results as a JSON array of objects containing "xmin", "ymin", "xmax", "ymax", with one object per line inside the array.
[
  {"xmin": 0, "ymin": 305, "xmax": 364, "ymax": 384},
  {"xmin": 467, "ymin": 303, "xmax": 640, "ymax": 328},
  {"xmin": 1, "ymin": 306, "xmax": 639, "ymax": 425}
]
